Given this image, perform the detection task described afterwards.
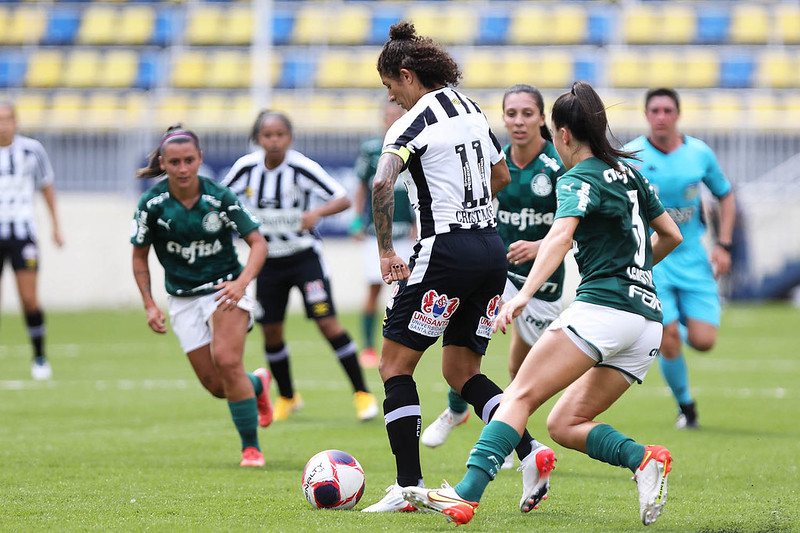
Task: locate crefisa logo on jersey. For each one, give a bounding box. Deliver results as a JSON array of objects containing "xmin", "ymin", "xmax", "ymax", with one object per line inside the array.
[
  {"xmin": 202, "ymin": 211, "xmax": 223, "ymax": 233},
  {"xmin": 409, "ymin": 290, "xmax": 460, "ymax": 337},
  {"xmin": 476, "ymin": 295, "xmax": 501, "ymax": 339},
  {"xmin": 531, "ymin": 174, "xmax": 552, "ymax": 197}
]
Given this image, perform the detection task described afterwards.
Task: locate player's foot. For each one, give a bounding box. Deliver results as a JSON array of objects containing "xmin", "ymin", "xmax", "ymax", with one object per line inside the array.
[
  {"xmin": 361, "ymin": 484, "xmax": 419, "ymax": 513},
  {"xmin": 239, "ymin": 446, "xmax": 265, "ymax": 467},
  {"xmin": 676, "ymin": 402, "xmax": 699, "ymax": 429},
  {"xmin": 420, "ymin": 408, "xmax": 470, "ymax": 448},
  {"xmin": 353, "ymin": 391, "xmax": 379, "ymax": 421},
  {"xmin": 253, "ymin": 368, "xmax": 274, "ymax": 427},
  {"xmin": 401, "ymin": 482, "xmax": 478, "ymax": 525},
  {"xmin": 31, "ymin": 358, "xmax": 52, "ymax": 381},
  {"xmin": 633, "ymin": 445, "xmax": 672, "ymax": 526},
  {"xmin": 274, "ymin": 393, "xmax": 304, "ymax": 421},
  {"xmin": 519, "ymin": 445, "xmax": 556, "ymax": 512},
  {"xmin": 358, "ymin": 347, "xmax": 379, "ymax": 368}
]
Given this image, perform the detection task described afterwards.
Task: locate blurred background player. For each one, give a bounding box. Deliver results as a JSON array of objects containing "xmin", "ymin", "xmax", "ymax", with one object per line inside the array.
[
  {"xmin": 624, "ymin": 88, "xmax": 736, "ymax": 429},
  {"xmin": 362, "ymin": 22, "xmax": 554, "ymax": 514},
  {"xmin": 131, "ymin": 125, "xmax": 272, "ymax": 467},
  {"xmin": 222, "ymin": 110, "xmax": 379, "ymax": 422},
  {"xmin": 402, "ymin": 80, "xmax": 683, "ymax": 527},
  {"xmin": 420, "ymin": 85, "xmax": 566, "ymax": 470},
  {"xmin": 351, "ymin": 102, "xmax": 416, "ymax": 368},
  {"xmin": 0, "ymin": 101, "xmax": 63, "ymax": 380}
]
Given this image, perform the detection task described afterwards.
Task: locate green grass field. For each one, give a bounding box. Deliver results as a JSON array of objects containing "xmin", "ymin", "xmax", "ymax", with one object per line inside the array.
[{"xmin": 1, "ymin": 303, "xmax": 798, "ymax": 532}]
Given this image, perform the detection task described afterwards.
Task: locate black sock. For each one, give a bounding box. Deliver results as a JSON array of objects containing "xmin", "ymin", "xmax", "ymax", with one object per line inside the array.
[
  {"xmin": 329, "ymin": 333, "xmax": 367, "ymax": 393},
  {"xmin": 25, "ymin": 310, "xmax": 45, "ymax": 361},
  {"xmin": 265, "ymin": 343, "xmax": 294, "ymax": 398},
  {"xmin": 460, "ymin": 373, "xmax": 537, "ymax": 460},
  {"xmin": 383, "ymin": 375, "xmax": 422, "ymax": 487}
]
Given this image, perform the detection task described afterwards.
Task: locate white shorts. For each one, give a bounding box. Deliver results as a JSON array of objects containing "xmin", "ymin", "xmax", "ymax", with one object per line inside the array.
[
  {"xmin": 502, "ymin": 278, "xmax": 562, "ymax": 347},
  {"xmin": 168, "ymin": 291, "xmax": 255, "ymax": 353},
  {"xmin": 363, "ymin": 236, "xmax": 416, "ymax": 285},
  {"xmin": 547, "ymin": 301, "xmax": 663, "ymax": 384}
]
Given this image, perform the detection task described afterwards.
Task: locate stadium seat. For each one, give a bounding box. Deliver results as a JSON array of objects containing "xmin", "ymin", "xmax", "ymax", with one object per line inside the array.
[
  {"xmin": 707, "ymin": 92, "xmax": 742, "ymax": 128},
  {"xmin": 646, "ymin": 50, "xmax": 682, "ymax": 88},
  {"xmin": 207, "ymin": 50, "xmax": 250, "ymax": 89},
  {"xmin": 43, "ymin": 8, "xmax": 80, "ymax": 45},
  {"xmin": 136, "ymin": 51, "xmax": 160, "ymax": 90},
  {"xmin": 660, "ymin": 5, "xmax": 695, "ymax": 44},
  {"xmin": 118, "ymin": 5, "xmax": 155, "ymax": 46},
  {"xmin": 171, "ymin": 51, "xmax": 206, "ymax": 89},
  {"xmin": 755, "ymin": 50, "xmax": 799, "ymax": 89},
  {"xmin": 123, "ymin": 91, "xmax": 147, "ymax": 126},
  {"xmin": 696, "ymin": 11, "xmax": 729, "ymax": 45},
  {"xmin": 85, "ymin": 91, "xmax": 122, "ymax": 128},
  {"xmin": 683, "ymin": 48, "xmax": 720, "ymax": 88},
  {"xmin": 720, "ymin": 53, "xmax": 755, "ymax": 88},
  {"xmin": 477, "ymin": 12, "xmax": 509, "ymax": 45},
  {"xmin": 185, "ymin": 4, "xmax": 224, "ymax": 45},
  {"xmin": 775, "ymin": 4, "xmax": 800, "ymax": 45},
  {"xmin": 14, "ymin": 92, "xmax": 47, "ymax": 126},
  {"xmin": 100, "ymin": 49, "xmax": 138, "ymax": 89},
  {"xmin": 408, "ymin": 5, "xmax": 477, "ymax": 45},
  {"xmin": 537, "ymin": 50, "xmax": 573, "ymax": 88},
  {"xmin": 158, "ymin": 93, "xmax": 191, "ymax": 125},
  {"xmin": 77, "ymin": 5, "xmax": 116, "ymax": 45},
  {"xmin": 508, "ymin": 5, "xmax": 562, "ymax": 45},
  {"xmin": 329, "ymin": 5, "xmax": 370, "ymax": 45},
  {"xmin": 316, "ymin": 50, "xmax": 377, "ymax": 89},
  {"xmin": 225, "ymin": 6, "xmax": 253, "ymax": 46},
  {"xmin": 153, "ymin": 8, "xmax": 175, "ymax": 47},
  {"xmin": 500, "ymin": 50, "xmax": 536, "ymax": 90},
  {"xmin": 0, "ymin": 51, "xmax": 26, "ymax": 88},
  {"xmin": 730, "ymin": 4, "xmax": 769, "ymax": 44},
  {"xmin": 461, "ymin": 50, "xmax": 498, "ymax": 89},
  {"xmin": 4, "ymin": 6, "xmax": 46, "ymax": 45},
  {"xmin": 609, "ymin": 50, "xmax": 645, "ymax": 88},
  {"xmin": 586, "ymin": 8, "xmax": 611, "ymax": 45},
  {"xmin": 50, "ymin": 92, "xmax": 84, "ymax": 127},
  {"xmin": 25, "ymin": 49, "xmax": 63, "ymax": 88},
  {"xmin": 550, "ymin": 6, "xmax": 587, "ymax": 45},
  {"xmin": 369, "ymin": 9, "xmax": 403, "ymax": 45},
  {"xmin": 63, "ymin": 49, "xmax": 101, "ymax": 88},
  {"xmin": 748, "ymin": 93, "xmax": 780, "ymax": 129},
  {"xmin": 272, "ymin": 9, "xmax": 295, "ymax": 45},
  {"xmin": 623, "ymin": 5, "xmax": 658, "ymax": 44},
  {"xmin": 573, "ymin": 54, "xmax": 597, "ymax": 85},
  {"xmin": 277, "ymin": 52, "xmax": 316, "ymax": 89},
  {"xmin": 292, "ymin": 6, "xmax": 326, "ymax": 44},
  {"xmin": 193, "ymin": 92, "xmax": 229, "ymax": 128}
]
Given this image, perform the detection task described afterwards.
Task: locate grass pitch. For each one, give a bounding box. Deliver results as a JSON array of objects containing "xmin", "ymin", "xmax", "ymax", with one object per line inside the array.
[{"xmin": 1, "ymin": 303, "xmax": 798, "ymax": 531}]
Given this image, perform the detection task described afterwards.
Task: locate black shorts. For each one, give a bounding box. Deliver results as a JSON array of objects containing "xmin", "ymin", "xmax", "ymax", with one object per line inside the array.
[
  {"xmin": 383, "ymin": 228, "xmax": 506, "ymax": 355},
  {"xmin": 0, "ymin": 237, "xmax": 39, "ymax": 273},
  {"xmin": 256, "ymin": 247, "xmax": 336, "ymax": 324}
]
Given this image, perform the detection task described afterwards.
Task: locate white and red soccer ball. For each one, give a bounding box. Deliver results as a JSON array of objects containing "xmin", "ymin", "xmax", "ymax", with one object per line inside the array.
[{"xmin": 301, "ymin": 450, "xmax": 365, "ymax": 510}]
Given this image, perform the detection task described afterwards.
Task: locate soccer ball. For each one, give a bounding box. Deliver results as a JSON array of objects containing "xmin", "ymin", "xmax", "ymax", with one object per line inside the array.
[{"xmin": 301, "ymin": 449, "xmax": 366, "ymax": 510}]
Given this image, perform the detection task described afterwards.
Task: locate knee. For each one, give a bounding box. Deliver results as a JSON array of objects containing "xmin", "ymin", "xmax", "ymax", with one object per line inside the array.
[
  {"xmin": 214, "ymin": 356, "xmax": 243, "ymax": 381},
  {"xmin": 199, "ymin": 377, "xmax": 226, "ymax": 398},
  {"xmin": 317, "ymin": 317, "xmax": 344, "ymax": 339},
  {"xmin": 546, "ymin": 412, "xmax": 580, "ymax": 449},
  {"xmin": 261, "ymin": 324, "xmax": 283, "ymax": 345},
  {"xmin": 687, "ymin": 331, "xmax": 716, "ymax": 352},
  {"xmin": 660, "ymin": 327, "xmax": 681, "ymax": 358}
]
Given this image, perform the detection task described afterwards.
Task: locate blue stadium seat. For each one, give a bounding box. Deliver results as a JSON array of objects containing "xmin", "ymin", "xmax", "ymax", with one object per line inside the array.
[
  {"xmin": 477, "ymin": 12, "xmax": 509, "ymax": 45},
  {"xmin": 696, "ymin": 11, "xmax": 729, "ymax": 44},
  {"xmin": 369, "ymin": 10, "xmax": 403, "ymax": 45},
  {"xmin": 573, "ymin": 55, "xmax": 597, "ymax": 85},
  {"xmin": 0, "ymin": 51, "xmax": 25, "ymax": 88},
  {"xmin": 136, "ymin": 51, "xmax": 159, "ymax": 90},
  {"xmin": 587, "ymin": 9, "xmax": 611, "ymax": 45},
  {"xmin": 720, "ymin": 54, "xmax": 755, "ymax": 88},
  {"xmin": 273, "ymin": 9, "xmax": 294, "ymax": 45},
  {"xmin": 43, "ymin": 8, "xmax": 80, "ymax": 46},
  {"xmin": 277, "ymin": 53, "xmax": 316, "ymax": 89},
  {"xmin": 152, "ymin": 8, "xmax": 175, "ymax": 47}
]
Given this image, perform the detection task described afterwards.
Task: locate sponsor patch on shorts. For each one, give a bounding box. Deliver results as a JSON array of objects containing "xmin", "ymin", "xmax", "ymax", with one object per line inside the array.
[
  {"xmin": 476, "ymin": 294, "xmax": 501, "ymax": 339},
  {"xmin": 408, "ymin": 289, "xmax": 459, "ymax": 337}
]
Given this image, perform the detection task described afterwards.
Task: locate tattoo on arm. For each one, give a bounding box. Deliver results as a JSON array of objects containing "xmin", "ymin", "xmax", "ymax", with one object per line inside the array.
[
  {"xmin": 372, "ymin": 154, "xmax": 403, "ymax": 254},
  {"xmin": 133, "ymin": 268, "xmax": 151, "ymax": 295}
]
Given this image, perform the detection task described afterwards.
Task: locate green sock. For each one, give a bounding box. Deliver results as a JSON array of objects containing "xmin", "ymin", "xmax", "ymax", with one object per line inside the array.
[
  {"xmin": 361, "ymin": 313, "xmax": 375, "ymax": 349},
  {"xmin": 246, "ymin": 372, "xmax": 263, "ymax": 396},
  {"xmin": 228, "ymin": 398, "xmax": 259, "ymax": 451},
  {"xmin": 586, "ymin": 423, "xmax": 645, "ymax": 473},
  {"xmin": 448, "ymin": 386, "xmax": 469, "ymax": 414},
  {"xmin": 455, "ymin": 420, "xmax": 521, "ymax": 502}
]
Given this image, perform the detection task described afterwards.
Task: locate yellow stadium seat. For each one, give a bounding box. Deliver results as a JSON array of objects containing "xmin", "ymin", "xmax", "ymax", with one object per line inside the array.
[
  {"xmin": 660, "ymin": 5, "xmax": 695, "ymax": 44},
  {"xmin": 537, "ymin": 50, "xmax": 573, "ymax": 88},
  {"xmin": 158, "ymin": 93, "xmax": 191, "ymax": 125},
  {"xmin": 747, "ymin": 93, "xmax": 780, "ymax": 128},
  {"xmin": 775, "ymin": 4, "xmax": 800, "ymax": 45},
  {"xmin": 0, "ymin": 7, "xmax": 8, "ymax": 45},
  {"xmin": 609, "ymin": 51, "xmax": 646, "ymax": 88},
  {"xmin": 25, "ymin": 49, "xmax": 63, "ymax": 88},
  {"xmin": 225, "ymin": 6, "xmax": 253, "ymax": 46},
  {"xmin": 77, "ymin": 5, "xmax": 116, "ymax": 45},
  {"xmin": 342, "ymin": 93, "xmax": 378, "ymax": 128},
  {"xmin": 292, "ymin": 6, "xmax": 326, "ymax": 44},
  {"xmin": 171, "ymin": 51, "xmax": 206, "ymax": 88},
  {"xmin": 730, "ymin": 4, "xmax": 769, "ymax": 44},
  {"xmin": 408, "ymin": 5, "xmax": 477, "ymax": 45},
  {"xmin": 781, "ymin": 93, "xmax": 800, "ymax": 126},
  {"xmin": 508, "ymin": 6, "xmax": 549, "ymax": 45},
  {"xmin": 647, "ymin": 50, "xmax": 682, "ymax": 88},
  {"xmin": 316, "ymin": 51, "xmax": 352, "ymax": 88},
  {"xmin": 6, "ymin": 6, "xmax": 46, "ymax": 45},
  {"xmin": 229, "ymin": 93, "xmax": 258, "ymax": 129},
  {"xmin": 100, "ymin": 49, "xmax": 139, "ymax": 88},
  {"xmin": 207, "ymin": 50, "xmax": 250, "ymax": 89},
  {"xmin": 683, "ymin": 49, "xmax": 719, "ymax": 88},
  {"xmin": 63, "ymin": 49, "xmax": 101, "ymax": 88},
  {"xmin": 755, "ymin": 50, "xmax": 799, "ymax": 89},
  {"xmin": 604, "ymin": 92, "xmax": 643, "ymax": 131},
  {"xmin": 186, "ymin": 5, "xmax": 223, "ymax": 45},
  {"xmin": 501, "ymin": 50, "xmax": 536, "ymax": 89},
  {"xmin": 461, "ymin": 50, "xmax": 499, "ymax": 89},
  {"xmin": 14, "ymin": 93, "xmax": 47, "ymax": 127},
  {"xmin": 193, "ymin": 92, "xmax": 228, "ymax": 128},
  {"xmin": 551, "ymin": 6, "xmax": 587, "ymax": 45},
  {"xmin": 708, "ymin": 92, "xmax": 742, "ymax": 128},
  {"xmin": 85, "ymin": 92, "xmax": 122, "ymax": 128},
  {"xmin": 624, "ymin": 6, "xmax": 659, "ymax": 45},
  {"xmin": 118, "ymin": 5, "xmax": 155, "ymax": 46},
  {"xmin": 50, "ymin": 92, "xmax": 84, "ymax": 128},
  {"xmin": 351, "ymin": 50, "xmax": 381, "ymax": 89},
  {"xmin": 329, "ymin": 5, "xmax": 370, "ymax": 45},
  {"xmin": 122, "ymin": 92, "xmax": 148, "ymax": 127}
]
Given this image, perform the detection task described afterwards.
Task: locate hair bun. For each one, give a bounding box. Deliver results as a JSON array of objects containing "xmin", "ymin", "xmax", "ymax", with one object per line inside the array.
[{"xmin": 389, "ymin": 21, "xmax": 417, "ymax": 40}]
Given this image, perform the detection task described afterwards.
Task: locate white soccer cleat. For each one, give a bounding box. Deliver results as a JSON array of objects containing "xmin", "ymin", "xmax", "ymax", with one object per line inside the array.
[
  {"xmin": 501, "ymin": 452, "xmax": 515, "ymax": 470},
  {"xmin": 633, "ymin": 445, "xmax": 672, "ymax": 526},
  {"xmin": 519, "ymin": 445, "xmax": 556, "ymax": 512},
  {"xmin": 31, "ymin": 359, "xmax": 52, "ymax": 381},
  {"xmin": 401, "ymin": 482, "xmax": 478, "ymax": 525},
  {"xmin": 420, "ymin": 408, "xmax": 470, "ymax": 448},
  {"xmin": 361, "ymin": 483, "xmax": 419, "ymax": 513}
]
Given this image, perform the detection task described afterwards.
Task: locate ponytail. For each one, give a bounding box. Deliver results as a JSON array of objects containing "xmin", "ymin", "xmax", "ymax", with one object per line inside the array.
[{"xmin": 136, "ymin": 124, "xmax": 201, "ymax": 180}]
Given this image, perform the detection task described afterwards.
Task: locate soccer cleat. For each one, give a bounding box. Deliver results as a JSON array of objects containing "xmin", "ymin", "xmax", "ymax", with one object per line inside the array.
[
  {"xmin": 633, "ymin": 445, "xmax": 672, "ymax": 526},
  {"xmin": 420, "ymin": 408, "xmax": 470, "ymax": 448},
  {"xmin": 401, "ymin": 482, "xmax": 478, "ymax": 525},
  {"xmin": 519, "ymin": 445, "xmax": 556, "ymax": 512},
  {"xmin": 239, "ymin": 446, "xmax": 265, "ymax": 467},
  {"xmin": 354, "ymin": 391, "xmax": 379, "ymax": 421},
  {"xmin": 31, "ymin": 359, "xmax": 52, "ymax": 381},
  {"xmin": 358, "ymin": 347, "xmax": 379, "ymax": 368},
  {"xmin": 501, "ymin": 452, "xmax": 515, "ymax": 470},
  {"xmin": 273, "ymin": 393, "xmax": 304, "ymax": 421},
  {"xmin": 361, "ymin": 484, "xmax": 419, "ymax": 513},
  {"xmin": 676, "ymin": 402, "xmax": 699, "ymax": 429},
  {"xmin": 253, "ymin": 368, "xmax": 274, "ymax": 427}
]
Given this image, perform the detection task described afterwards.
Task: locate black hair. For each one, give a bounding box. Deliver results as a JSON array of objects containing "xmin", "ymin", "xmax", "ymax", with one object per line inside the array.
[
  {"xmin": 136, "ymin": 124, "xmax": 201, "ymax": 179},
  {"xmin": 645, "ymin": 88, "xmax": 680, "ymax": 112},
  {"xmin": 502, "ymin": 84, "xmax": 552, "ymax": 142},
  {"xmin": 250, "ymin": 110, "xmax": 293, "ymax": 144},
  {"xmin": 551, "ymin": 81, "xmax": 638, "ymax": 169},
  {"xmin": 377, "ymin": 21, "xmax": 461, "ymax": 89}
]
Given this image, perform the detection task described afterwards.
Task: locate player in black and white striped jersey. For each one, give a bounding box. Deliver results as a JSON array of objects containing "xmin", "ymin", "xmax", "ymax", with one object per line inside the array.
[
  {"xmin": 0, "ymin": 102, "xmax": 63, "ymax": 380},
  {"xmin": 221, "ymin": 110, "xmax": 379, "ymax": 423},
  {"xmin": 362, "ymin": 22, "xmax": 553, "ymax": 514}
]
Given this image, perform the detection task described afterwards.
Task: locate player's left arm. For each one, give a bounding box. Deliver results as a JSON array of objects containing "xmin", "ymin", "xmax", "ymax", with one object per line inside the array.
[
  {"xmin": 373, "ymin": 151, "xmax": 409, "ymax": 283},
  {"xmin": 711, "ymin": 191, "xmax": 736, "ymax": 277},
  {"xmin": 41, "ymin": 184, "xmax": 63, "ymax": 247},
  {"xmin": 490, "ymin": 158, "xmax": 511, "ymax": 197}
]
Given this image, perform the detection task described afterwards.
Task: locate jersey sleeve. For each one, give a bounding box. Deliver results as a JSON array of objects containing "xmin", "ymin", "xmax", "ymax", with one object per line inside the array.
[
  {"xmin": 700, "ymin": 143, "xmax": 732, "ymax": 199},
  {"xmin": 30, "ymin": 139, "xmax": 55, "ymax": 188},
  {"xmin": 488, "ymin": 128, "xmax": 505, "ymax": 165},
  {"xmin": 220, "ymin": 186, "xmax": 261, "ymax": 237},
  {"xmin": 130, "ymin": 195, "xmax": 154, "ymax": 247},
  {"xmin": 554, "ymin": 174, "xmax": 599, "ymax": 219},
  {"xmin": 296, "ymin": 158, "xmax": 347, "ymax": 201},
  {"xmin": 220, "ymin": 156, "xmax": 251, "ymax": 197}
]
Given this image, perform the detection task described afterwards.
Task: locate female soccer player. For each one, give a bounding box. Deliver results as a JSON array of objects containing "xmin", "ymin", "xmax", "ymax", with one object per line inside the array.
[
  {"xmin": 221, "ymin": 111, "xmax": 378, "ymax": 422},
  {"xmin": 0, "ymin": 102, "xmax": 63, "ymax": 380},
  {"xmin": 131, "ymin": 125, "xmax": 272, "ymax": 468},
  {"xmin": 420, "ymin": 86, "xmax": 567, "ymax": 468},
  {"xmin": 402, "ymin": 81, "xmax": 683, "ymax": 527},
  {"xmin": 362, "ymin": 23, "xmax": 553, "ymax": 513},
  {"xmin": 624, "ymin": 88, "xmax": 735, "ymax": 429}
]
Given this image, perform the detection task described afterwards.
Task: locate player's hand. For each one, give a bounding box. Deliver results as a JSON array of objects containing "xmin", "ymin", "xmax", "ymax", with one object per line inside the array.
[
  {"xmin": 507, "ymin": 240, "xmax": 539, "ymax": 265},
  {"xmin": 214, "ymin": 280, "xmax": 247, "ymax": 311},
  {"xmin": 301, "ymin": 211, "xmax": 321, "ymax": 231},
  {"xmin": 146, "ymin": 305, "xmax": 167, "ymax": 334},
  {"xmin": 492, "ymin": 294, "xmax": 528, "ymax": 334},
  {"xmin": 711, "ymin": 246, "xmax": 732, "ymax": 278},
  {"xmin": 380, "ymin": 253, "xmax": 409, "ymax": 284},
  {"xmin": 53, "ymin": 228, "xmax": 64, "ymax": 248}
]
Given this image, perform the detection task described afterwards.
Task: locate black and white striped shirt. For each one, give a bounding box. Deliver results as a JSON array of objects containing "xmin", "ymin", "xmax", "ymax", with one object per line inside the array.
[
  {"xmin": 382, "ymin": 87, "xmax": 505, "ymax": 239},
  {"xmin": 0, "ymin": 135, "xmax": 54, "ymax": 241},
  {"xmin": 221, "ymin": 148, "xmax": 347, "ymax": 258}
]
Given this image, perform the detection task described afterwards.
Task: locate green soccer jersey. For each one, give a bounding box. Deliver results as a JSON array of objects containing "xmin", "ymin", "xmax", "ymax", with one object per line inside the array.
[
  {"xmin": 555, "ymin": 158, "xmax": 666, "ymax": 322},
  {"xmin": 131, "ymin": 177, "xmax": 261, "ymax": 296},
  {"xmin": 497, "ymin": 142, "xmax": 566, "ymax": 302},
  {"xmin": 354, "ymin": 137, "xmax": 415, "ymax": 238}
]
